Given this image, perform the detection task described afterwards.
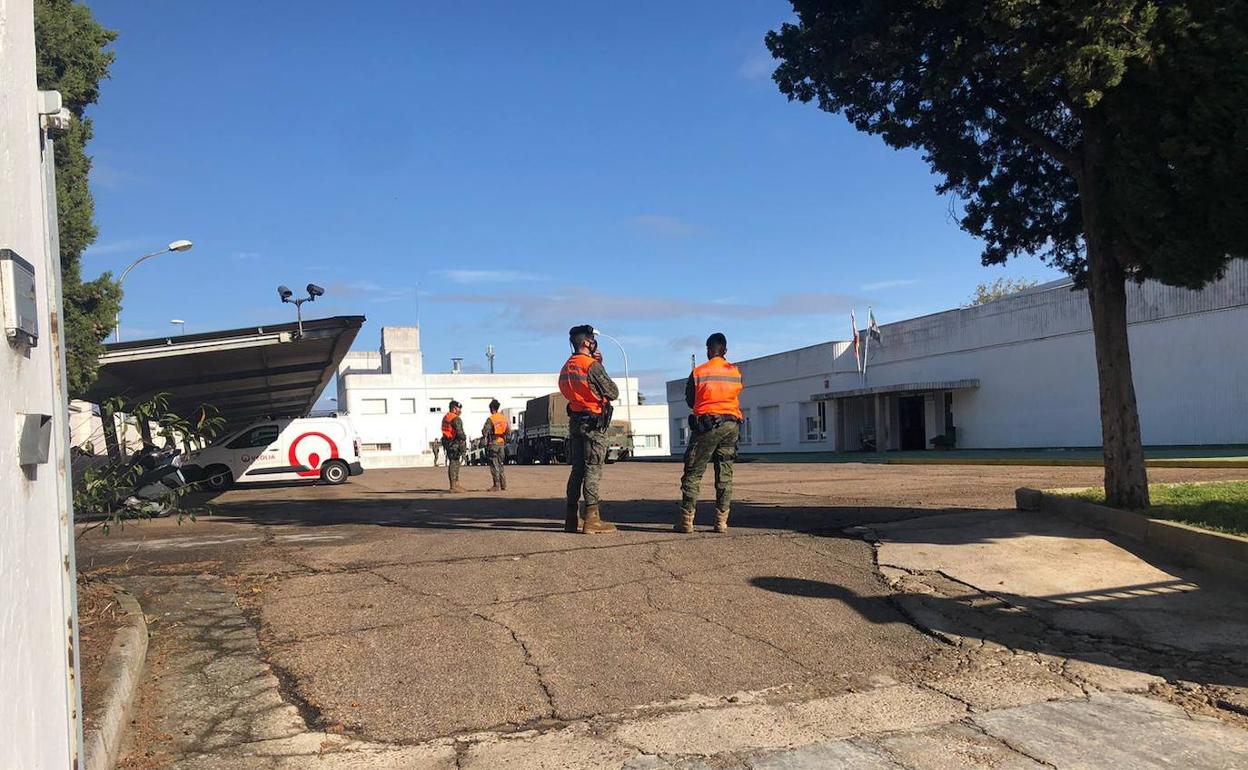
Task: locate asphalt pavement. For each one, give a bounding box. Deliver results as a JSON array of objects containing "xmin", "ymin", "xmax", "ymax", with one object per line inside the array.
[{"xmin": 77, "ymin": 461, "xmax": 1248, "ymax": 769}]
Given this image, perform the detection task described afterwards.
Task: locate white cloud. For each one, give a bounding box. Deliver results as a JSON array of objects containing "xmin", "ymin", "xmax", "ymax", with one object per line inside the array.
[
  {"xmin": 327, "ymin": 280, "xmax": 418, "ymax": 304},
  {"xmin": 860, "ymin": 279, "xmax": 920, "ymax": 292},
  {"xmin": 84, "ymin": 238, "xmax": 157, "ymax": 258},
  {"xmin": 90, "ymin": 163, "xmax": 142, "ymax": 190},
  {"xmin": 432, "ymin": 286, "xmax": 864, "ymax": 333},
  {"xmin": 434, "ymin": 269, "xmax": 548, "ymax": 284},
  {"xmin": 738, "ymin": 50, "xmax": 775, "ymax": 81},
  {"xmin": 629, "ymin": 214, "xmax": 705, "ymax": 238}
]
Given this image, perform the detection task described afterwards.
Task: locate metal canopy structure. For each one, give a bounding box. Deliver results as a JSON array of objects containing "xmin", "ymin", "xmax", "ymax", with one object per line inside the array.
[
  {"xmin": 810, "ymin": 378, "xmax": 980, "ymax": 401},
  {"xmin": 85, "ymin": 315, "xmax": 364, "ymax": 426}
]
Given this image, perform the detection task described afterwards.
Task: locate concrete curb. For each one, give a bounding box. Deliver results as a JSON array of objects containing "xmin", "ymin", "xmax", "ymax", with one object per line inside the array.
[
  {"xmin": 890, "ymin": 457, "xmax": 1248, "ymax": 468},
  {"xmin": 1016, "ymin": 488, "xmax": 1248, "ymax": 582},
  {"xmin": 83, "ymin": 589, "xmax": 148, "ymax": 770}
]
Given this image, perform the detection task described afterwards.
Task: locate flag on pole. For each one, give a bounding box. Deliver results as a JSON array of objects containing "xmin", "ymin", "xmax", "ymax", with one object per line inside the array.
[
  {"xmin": 863, "ymin": 307, "xmax": 880, "ymax": 376},
  {"xmin": 851, "ymin": 310, "xmax": 862, "ymax": 374}
]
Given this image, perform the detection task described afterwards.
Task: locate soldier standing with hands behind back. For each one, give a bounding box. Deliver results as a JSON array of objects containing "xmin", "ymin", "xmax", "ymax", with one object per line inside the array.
[
  {"xmin": 559, "ymin": 325, "xmax": 619, "ymax": 534},
  {"xmin": 676, "ymin": 333, "xmax": 743, "ymax": 533},
  {"xmin": 482, "ymin": 399, "xmax": 510, "ymax": 491},
  {"xmin": 440, "ymin": 400, "xmax": 467, "ymax": 493}
]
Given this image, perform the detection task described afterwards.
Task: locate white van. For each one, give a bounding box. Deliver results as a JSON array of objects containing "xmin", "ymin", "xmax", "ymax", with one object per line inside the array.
[{"xmin": 186, "ymin": 416, "xmax": 364, "ymax": 490}]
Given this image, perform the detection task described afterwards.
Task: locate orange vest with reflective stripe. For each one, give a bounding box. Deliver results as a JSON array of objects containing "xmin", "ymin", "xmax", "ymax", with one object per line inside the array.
[
  {"xmin": 692, "ymin": 357, "xmax": 743, "ymax": 420},
  {"xmin": 441, "ymin": 412, "xmax": 459, "ymax": 440},
  {"xmin": 488, "ymin": 412, "xmax": 508, "ymax": 443},
  {"xmin": 559, "ymin": 353, "xmax": 603, "ymax": 414}
]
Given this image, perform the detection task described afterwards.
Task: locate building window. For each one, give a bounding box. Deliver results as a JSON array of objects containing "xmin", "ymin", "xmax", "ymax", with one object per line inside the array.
[
  {"xmin": 758, "ymin": 405, "xmax": 780, "ymax": 444},
  {"xmin": 397, "ymin": 398, "xmax": 417, "ymax": 414},
  {"xmin": 674, "ymin": 419, "xmax": 688, "ymax": 447},
  {"xmin": 634, "ymin": 434, "xmax": 662, "ymax": 449},
  {"xmin": 429, "ymin": 406, "xmax": 443, "ymax": 414},
  {"xmin": 800, "ymin": 401, "xmax": 827, "ymax": 442},
  {"xmin": 227, "ymin": 425, "xmax": 280, "ymax": 449},
  {"xmin": 740, "ymin": 408, "xmax": 753, "ymax": 444},
  {"xmin": 360, "ymin": 398, "xmax": 388, "ymax": 415},
  {"xmin": 361, "ymin": 442, "xmax": 392, "ymax": 452}
]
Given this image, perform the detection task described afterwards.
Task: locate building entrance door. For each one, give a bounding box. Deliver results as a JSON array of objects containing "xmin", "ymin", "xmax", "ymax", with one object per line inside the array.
[{"xmin": 898, "ymin": 395, "xmax": 926, "ymax": 450}]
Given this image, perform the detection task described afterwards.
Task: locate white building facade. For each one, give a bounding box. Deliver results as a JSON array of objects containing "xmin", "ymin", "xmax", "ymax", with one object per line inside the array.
[
  {"xmin": 338, "ymin": 326, "xmax": 669, "ymax": 467},
  {"xmin": 667, "ymin": 263, "xmax": 1248, "ymax": 455}
]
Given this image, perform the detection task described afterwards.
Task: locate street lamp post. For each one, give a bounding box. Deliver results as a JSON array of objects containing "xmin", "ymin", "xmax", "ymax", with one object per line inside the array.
[
  {"xmin": 114, "ymin": 239, "xmax": 193, "ymax": 342},
  {"xmin": 592, "ymin": 329, "xmax": 634, "ymax": 456},
  {"xmin": 170, "ymin": 319, "xmax": 186, "ymax": 335}
]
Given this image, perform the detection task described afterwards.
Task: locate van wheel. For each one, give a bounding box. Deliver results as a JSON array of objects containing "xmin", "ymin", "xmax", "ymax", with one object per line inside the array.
[
  {"xmin": 320, "ymin": 460, "xmax": 349, "ymax": 485},
  {"xmin": 203, "ymin": 465, "xmax": 233, "ymax": 491}
]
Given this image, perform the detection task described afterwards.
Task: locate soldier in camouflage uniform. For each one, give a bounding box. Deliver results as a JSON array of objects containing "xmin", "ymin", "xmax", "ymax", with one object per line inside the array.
[
  {"xmin": 440, "ymin": 400, "xmax": 467, "ymax": 492},
  {"xmin": 559, "ymin": 325, "xmax": 620, "ymax": 534},
  {"xmin": 481, "ymin": 399, "xmax": 510, "ymax": 491},
  {"xmin": 677, "ymin": 333, "xmax": 743, "ymax": 533}
]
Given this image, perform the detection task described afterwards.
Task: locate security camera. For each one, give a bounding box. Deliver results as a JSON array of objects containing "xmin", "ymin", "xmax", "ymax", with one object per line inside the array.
[
  {"xmin": 306, "ymin": 283, "xmax": 325, "ymax": 299},
  {"xmin": 277, "ymin": 285, "xmax": 293, "ymax": 302}
]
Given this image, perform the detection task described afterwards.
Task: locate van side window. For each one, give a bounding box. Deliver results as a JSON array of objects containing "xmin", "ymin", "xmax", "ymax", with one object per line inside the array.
[{"xmin": 227, "ymin": 425, "xmax": 280, "ymax": 449}]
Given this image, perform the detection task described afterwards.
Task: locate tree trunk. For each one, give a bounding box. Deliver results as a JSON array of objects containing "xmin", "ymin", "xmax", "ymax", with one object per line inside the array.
[{"xmin": 1082, "ymin": 201, "xmax": 1150, "ymax": 509}]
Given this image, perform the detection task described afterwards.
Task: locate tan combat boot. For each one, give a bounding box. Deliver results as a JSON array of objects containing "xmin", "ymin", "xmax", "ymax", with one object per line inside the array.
[
  {"xmin": 673, "ymin": 507, "xmax": 695, "ymax": 534},
  {"xmin": 713, "ymin": 509, "xmax": 729, "ymax": 533},
  {"xmin": 488, "ymin": 484, "xmax": 501, "ymax": 492},
  {"xmin": 450, "ymin": 482, "xmax": 466, "ymax": 493},
  {"xmin": 500, "ymin": 478, "xmax": 507, "ymax": 491},
  {"xmin": 581, "ymin": 504, "xmax": 617, "ymax": 534},
  {"xmin": 564, "ymin": 502, "xmax": 581, "ymax": 533}
]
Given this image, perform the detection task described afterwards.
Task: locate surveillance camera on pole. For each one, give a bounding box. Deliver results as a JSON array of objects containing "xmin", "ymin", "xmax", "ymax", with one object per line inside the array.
[{"xmin": 277, "ymin": 282, "xmax": 325, "ymax": 338}]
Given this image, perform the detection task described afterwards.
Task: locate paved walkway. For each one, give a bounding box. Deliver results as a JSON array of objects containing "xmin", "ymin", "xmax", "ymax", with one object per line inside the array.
[{"xmin": 83, "ymin": 464, "xmax": 1248, "ymax": 769}]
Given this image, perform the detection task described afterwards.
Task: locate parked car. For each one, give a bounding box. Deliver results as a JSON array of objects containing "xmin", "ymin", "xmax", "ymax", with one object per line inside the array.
[{"xmin": 184, "ymin": 416, "xmax": 364, "ymax": 490}]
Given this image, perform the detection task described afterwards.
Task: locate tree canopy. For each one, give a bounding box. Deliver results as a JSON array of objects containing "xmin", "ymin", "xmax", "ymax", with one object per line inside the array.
[
  {"xmin": 34, "ymin": 0, "xmax": 121, "ymax": 398},
  {"xmin": 965, "ymin": 277, "xmax": 1040, "ymax": 307},
  {"xmin": 766, "ymin": 0, "xmax": 1247, "ymax": 285}
]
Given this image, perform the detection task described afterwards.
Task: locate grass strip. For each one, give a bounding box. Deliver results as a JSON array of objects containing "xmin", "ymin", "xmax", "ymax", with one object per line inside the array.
[{"xmin": 1063, "ymin": 481, "xmax": 1248, "ymax": 537}]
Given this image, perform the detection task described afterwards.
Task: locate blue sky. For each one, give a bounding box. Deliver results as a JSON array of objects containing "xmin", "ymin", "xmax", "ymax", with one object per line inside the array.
[{"xmin": 82, "ymin": 1, "xmax": 1062, "ymax": 400}]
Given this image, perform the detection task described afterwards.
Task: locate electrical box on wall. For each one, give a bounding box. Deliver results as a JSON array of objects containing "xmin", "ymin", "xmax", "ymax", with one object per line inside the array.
[{"xmin": 1, "ymin": 249, "xmax": 39, "ymax": 347}]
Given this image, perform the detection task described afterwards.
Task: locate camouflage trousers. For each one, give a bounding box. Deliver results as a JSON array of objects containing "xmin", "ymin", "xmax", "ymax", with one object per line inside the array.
[
  {"xmin": 487, "ymin": 443, "xmax": 506, "ymax": 487},
  {"xmin": 442, "ymin": 440, "xmax": 464, "ymax": 486},
  {"xmin": 566, "ymin": 419, "xmax": 608, "ymax": 507},
  {"xmin": 680, "ymin": 420, "xmax": 739, "ymax": 512}
]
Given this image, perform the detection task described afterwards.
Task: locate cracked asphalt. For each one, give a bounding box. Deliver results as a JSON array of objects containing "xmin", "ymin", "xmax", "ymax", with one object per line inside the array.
[{"xmin": 76, "ymin": 461, "xmax": 1248, "ymax": 767}]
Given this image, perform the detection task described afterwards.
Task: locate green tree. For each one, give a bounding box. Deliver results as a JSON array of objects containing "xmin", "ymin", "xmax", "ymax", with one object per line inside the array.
[
  {"xmin": 34, "ymin": 0, "xmax": 120, "ymax": 398},
  {"xmin": 965, "ymin": 277, "xmax": 1040, "ymax": 307},
  {"xmin": 767, "ymin": 1, "xmax": 1248, "ymax": 508}
]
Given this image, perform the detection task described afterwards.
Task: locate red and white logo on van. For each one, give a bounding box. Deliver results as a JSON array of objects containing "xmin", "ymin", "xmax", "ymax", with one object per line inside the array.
[{"xmin": 288, "ymin": 432, "xmax": 339, "ymax": 477}]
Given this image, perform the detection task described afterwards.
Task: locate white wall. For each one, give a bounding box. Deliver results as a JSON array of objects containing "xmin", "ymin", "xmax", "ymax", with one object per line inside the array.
[
  {"xmin": 668, "ymin": 265, "xmax": 1248, "ymax": 453},
  {"xmin": 0, "ymin": 2, "xmax": 81, "ymax": 765},
  {"xmin": 338, "ymin": 327, "xmax": 665, "ymax": 466}
]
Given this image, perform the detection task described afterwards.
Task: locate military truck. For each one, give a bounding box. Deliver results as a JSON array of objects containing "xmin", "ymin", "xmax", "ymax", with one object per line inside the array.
[{"xmin": 514, "ymin": 393, "xmax": 631, "ymax": 464}]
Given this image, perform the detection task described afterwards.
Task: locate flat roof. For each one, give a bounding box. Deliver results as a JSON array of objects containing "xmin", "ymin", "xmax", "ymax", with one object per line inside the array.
[
  {"xmin": 86, "ymin": 315, "xmax": 364, "ymax": 426},
  {"xmin": 811, "ymin": 379, "xmax": 980, "ymax": 401}
]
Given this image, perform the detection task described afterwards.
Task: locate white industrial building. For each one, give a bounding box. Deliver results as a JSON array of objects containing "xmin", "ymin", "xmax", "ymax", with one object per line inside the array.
[
  {"xmin": 667, "ymin": 262, "xmax": 1248, "ymax": 455},
  {"xmin": 338, "ymin": 326, "xmax": 670, "ymax": 467}
]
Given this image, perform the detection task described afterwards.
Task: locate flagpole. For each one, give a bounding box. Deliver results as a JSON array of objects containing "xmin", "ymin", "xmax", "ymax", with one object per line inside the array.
[{"xmin": 863, "ymin": 305, "xmax": 872, "ymax": 383}]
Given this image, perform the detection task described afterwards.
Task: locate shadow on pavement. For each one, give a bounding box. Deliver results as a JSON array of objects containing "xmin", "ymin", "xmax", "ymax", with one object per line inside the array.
[
  {"xmin": 145, "ymin": 485, "xmax": 1248, "ymax": 703},
  {"xmin": 750, "ymin": 573, "xmax": 1248, "ymax": 692},
  {"xmin": 192, "ymin": 491, "xmax": 1102, "ymax": 540}
]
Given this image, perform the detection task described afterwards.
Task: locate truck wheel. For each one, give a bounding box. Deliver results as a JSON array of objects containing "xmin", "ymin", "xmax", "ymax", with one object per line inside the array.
[
  {"xmin": 202, "ymin": 465, "xmax": 233, "ymax": 491},
  {"xmin": 320, "ymin": 460, "xmax": 349, "ymax": 485}
]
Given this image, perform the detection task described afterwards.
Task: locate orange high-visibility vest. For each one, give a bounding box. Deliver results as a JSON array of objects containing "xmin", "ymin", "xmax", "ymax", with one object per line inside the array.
[
  {"xmin": 488, "ymin": 412, "xmax": 508, "ymax": 444},
  {"xmin": 559, "ymin": 353, "xmax": 603, "ymax": 414},
  {"xmin": 692, "ymin": 357, "xmax": 743, "ymax": 420},
  {"xmin": 441, "ymin": 412, "xmax": 458, "ymax": 440}
]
